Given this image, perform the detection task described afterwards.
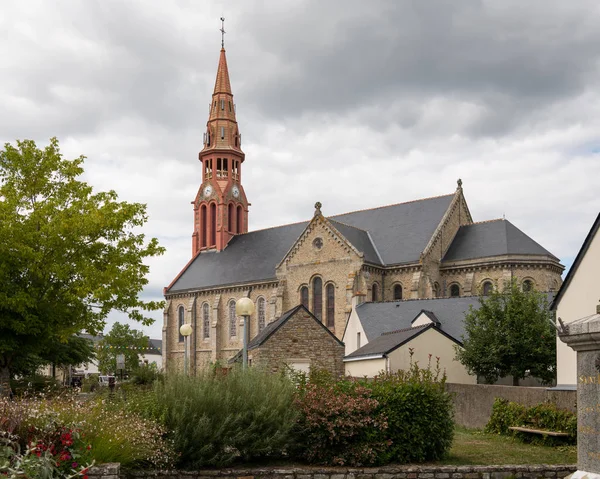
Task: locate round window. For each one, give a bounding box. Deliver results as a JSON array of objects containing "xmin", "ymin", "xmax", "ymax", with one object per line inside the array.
[{"xmin": 312, "ymin": 237, "xmax": 323, "ymax": 250}]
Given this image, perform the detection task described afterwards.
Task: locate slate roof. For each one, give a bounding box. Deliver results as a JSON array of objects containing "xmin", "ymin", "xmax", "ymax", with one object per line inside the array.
[
  {"xmin": 346, "ymin": 324, "xmax": 430, "ymax": 359},
  {"xmin": 551, "ymin": 212, "xmax": 600, "ymax": 310},
  {"xmin": 332, "ymin": 194, "xmax": 454, "ymax": 265},
  {"xmin": 354, "ymin": 296, "xmax": 482, "ymax": 343},
  {"xmin": 146, "ymin": 339, "xmax": 162, "ymax": 355},
  {"xmin": 328, "ymin": 220, "xmax": 381, "ymax": 264},
  {"xmin": 168, "ymin": 194, "xmax": 454, "ymax": 292},
  {"xmin": 443, "ymin": 219, "xmax": 558, "ymax": 262}
]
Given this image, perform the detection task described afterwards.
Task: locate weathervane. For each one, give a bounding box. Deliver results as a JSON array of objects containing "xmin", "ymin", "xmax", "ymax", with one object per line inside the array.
[{"xmin": 220, "ymin": 17, "xmax": 226, "ymax": 48}]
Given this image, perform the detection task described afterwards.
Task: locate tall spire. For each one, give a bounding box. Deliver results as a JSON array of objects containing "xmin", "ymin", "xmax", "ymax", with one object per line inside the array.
[{"xmin": 213, "ymin": 47, "xmax": 232, "ymax": 95}]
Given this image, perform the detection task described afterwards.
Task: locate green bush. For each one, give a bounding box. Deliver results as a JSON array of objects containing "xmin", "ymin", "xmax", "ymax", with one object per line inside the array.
[
  {"xmin": 486, "ymin": 398, "xmax": 576, "ymax": 444},
  {"xmin": 81, "ymin": 374, "xmax": 99, "ymax": 393},
  {"xmin": 131, "ymin": 363, "xmax": 162, "ymax": 386},
  {"xmin": 369, "ymin": 356, "xmax": 454, "ymax": 463},
  {"xmin": 151, "ymin": 367, "xmax": 298, "ymax": 468}
]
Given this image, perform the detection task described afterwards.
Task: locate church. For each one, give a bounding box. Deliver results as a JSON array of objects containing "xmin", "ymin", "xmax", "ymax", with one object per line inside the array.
[{"xmin": 162, "ymin": 44, "xmax": 564, "ymax": 375}]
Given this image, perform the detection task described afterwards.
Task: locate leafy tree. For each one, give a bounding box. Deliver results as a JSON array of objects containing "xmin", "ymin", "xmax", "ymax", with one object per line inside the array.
[
  {"xmin": 0, "ymin": 138, "xmax": 164, "ymax": 395},
  {"xmin": 10, "ymin": 335, "xmax": 95, "ymax": 379},
  {"xmin": 455, "ymin": 279, "xmax": 556, "ymax": 386},
  {"xmin": 97, "ymin": 322, "xmax": 149, "ymax": 374}
]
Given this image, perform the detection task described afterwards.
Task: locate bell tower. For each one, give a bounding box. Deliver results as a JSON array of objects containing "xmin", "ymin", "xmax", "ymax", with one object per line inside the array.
[{"xmin": 192, "ymin": 19, "xmax": 249, "ymax": 255}]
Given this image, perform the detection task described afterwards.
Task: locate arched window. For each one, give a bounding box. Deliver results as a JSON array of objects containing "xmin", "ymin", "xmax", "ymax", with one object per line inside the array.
[
  {"xmin": 394, "ymin": 284, "xmax": 403, "ymax": 300},
  {"xmin": 523, "ymin": 280, "xmax": 533, "ymax": 292},
  {"xmin": 433, "ymin": 282, "xmax": 440, "ymax": 298},
  {"xmin": 300, "ymin": 286, "xmax": 309, "ymax": 309},
  {"xmin": 228, "ymin": 203, "xmax": 234, "ymax": 232},
  {"xmin": 257, "ymin": 297, "xmax": 266, "ymax": 332},
  {"xmin": 237, "ymin": 206, "xmax": 243, "ymax": 234},
  {"xmin": 372, "ymin": 283, "xmax": 379, "ymax": 302},
  {"xmin": 229, "ymin": 300, "xmax": 237, "ymax": 337},
  {"xmin": 326, "ymin": 283, "xmax": 335, "ymax": 328},
  {"xmin": 200, "ymin": 204, "xmax": 207, "ymax": 248},
  {"xmin": 178, "ymin": 306, "xmax": 185, "ymax": 342},
  {"xmin": 203, "ymin": 302, "xmax": 210, "ymax": 339},
  {"xmin": 450, "ymin": 284, "xmax": 460, "ymax": 298},
  {"xmin": 210, "ymin": 203, "xmax": 217, "ymax": 246},
  {"xmin": 312, "ymin": 277, "xmax": 323, "ymax": 321},
  {"xmin": 482, "ymin": 281, "xmax": 493, "ymax": 296}
]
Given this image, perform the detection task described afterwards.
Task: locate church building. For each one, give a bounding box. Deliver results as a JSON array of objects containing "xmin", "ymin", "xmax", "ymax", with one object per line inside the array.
[{"xmin": 162, "ymin": 44, "xmax": 564, "ymax": 374}]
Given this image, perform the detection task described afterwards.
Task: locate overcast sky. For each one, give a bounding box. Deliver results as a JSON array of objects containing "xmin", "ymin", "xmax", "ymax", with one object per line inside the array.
[{"xmin": 2, "ymin": 1, "xmax": 599, "ymax": 340}]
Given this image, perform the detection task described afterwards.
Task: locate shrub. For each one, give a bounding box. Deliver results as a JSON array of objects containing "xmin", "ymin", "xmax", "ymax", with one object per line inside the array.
[
  {"xmin": 486, "ymin": 398, "xmax": 576, "ymax": 444},
  {"xmin": 369, "ymin": 355, "xmax": 454, "ymax": 463},
  {"xmin": 291, "ymin": 381, "xmax": 389, "ymax": 466},
  {"xmin": 151, "ymin": 367, "xmax": 298, "ymax": 468},
  {"xmin": 81, "ymin": 375, "xmax": 99, "ymax": 393},
  {"xmin": 10, "ymin": 374, "xmax": 60, "ymax": 396},
  {"xmin": 131, "ymin": 363, "xmax": 162, "ymax": 386}
]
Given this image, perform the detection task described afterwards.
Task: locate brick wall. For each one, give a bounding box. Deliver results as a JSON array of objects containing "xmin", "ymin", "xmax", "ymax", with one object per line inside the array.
[{"xmin": 89, "ymin": 463, "xmax": 576, "ymax": 479}]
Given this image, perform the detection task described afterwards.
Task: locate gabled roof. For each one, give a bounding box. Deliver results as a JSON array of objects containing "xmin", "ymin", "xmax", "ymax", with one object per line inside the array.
[
  {"xmin": 229, "ymin": 305, "xmax": 344, "ymax": 363},
  {"xmin": 146, "ymin": 339, "xmax": 162, "ymax": 355},
  {"xmin": 328, "ymin": 220, "xmax": 381, "ymax": 264},
  {"xmin": 443, "ymin": 219, "xmax": 558, "ymax": 262},
  {"xmin": 551, "ymin": 212, "xmax": 600, "ymax": 310},
  {"xmin": 355, "ymin": 296, "xmax": 482, "ymax": 342},
  {"xmin": 345, "ymin": 324, "xmax": 431, "ymax": 359},
  {"xmin": 332, "ymin": 194, "xmax": 454, "ymax": 265},
  {"xmin": 411, "ymin": 310, "xmax": 440, "ymax": 326},
  {"xmin": 167, "ymin": 193, "xmax": 454, "ymax": 293}
]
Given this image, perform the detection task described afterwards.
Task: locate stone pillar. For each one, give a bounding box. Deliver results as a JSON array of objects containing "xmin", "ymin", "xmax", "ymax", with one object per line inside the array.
[{"xmin": 558, "ymin": 306, "xmax": 600, "ymax": 479}]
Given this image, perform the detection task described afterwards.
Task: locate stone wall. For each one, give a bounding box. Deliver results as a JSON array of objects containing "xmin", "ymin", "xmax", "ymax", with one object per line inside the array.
[
  {"xmin": 447, "ymin": 383, "xmax": 577, "ymax": 429},
  {"xmin": 89, "ymin": 463, "xmax": 576, "ymax": 479},
  {"xmin": 250, "ymin": 307, "xmax": 345, "ymax": 376}
]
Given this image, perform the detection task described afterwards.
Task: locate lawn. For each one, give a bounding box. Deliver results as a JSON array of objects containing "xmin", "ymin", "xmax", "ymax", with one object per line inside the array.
[{"xmin": 435, "ymin": 427, "xmax": 577, "ymax": 465}]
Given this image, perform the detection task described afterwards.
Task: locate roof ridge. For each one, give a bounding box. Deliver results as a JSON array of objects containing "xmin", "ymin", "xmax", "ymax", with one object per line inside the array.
[
  {"xmin": 328, "ymin": 218, "xmax": 368, "ymax": 233},
  {"xmin": 239, "ymin": 219, "xmax": 309, "ymax": 235},
  {"xmin": 364, "ymin": 295, "xmax": 482, "ymax": 305},
  {"xmin": 381, "ymin": 324, "xmax": 429, "ymax": 336},
  {"xmin": 469, "ymin": 218, "xmax": 505, "ymax": 225},
  {"xmin": 331, "ymin": 193, "xmax": 454, "ymax": 218}
]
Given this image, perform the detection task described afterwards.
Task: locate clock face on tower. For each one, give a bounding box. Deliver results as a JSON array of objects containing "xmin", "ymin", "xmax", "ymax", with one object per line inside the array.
[
  {"xmin": 203, "ymin": 184, "xmax": 213, "ymax": 197},
  {"xmin": 232, "ymin": 185, "xmax": 240, "ymax": 198}
]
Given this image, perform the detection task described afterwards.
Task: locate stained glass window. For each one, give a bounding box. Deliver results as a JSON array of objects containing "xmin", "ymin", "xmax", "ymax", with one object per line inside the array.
[
  {"xmin": 312, "ymin": 277, "xmax": 322, "ymax": 321},
  {"xmin": 178, "ymin": 306, "xmax": 185, "ymax": 342},
  {"xmin": 203, "ymin": 302, "xmax": 210, "ymax": 339},
  {"xmin": 229, "ymin": 300, "xmax": 237, "ymax": 337},
  {"xmin": 326, "ymin": 283, "xmax": 335, "ymax": 328},
  {"xmin": 258, "ymin": 297, "xmax": 266, "ymax": 332},
  {"xmin": 300, "ymin": 286, "xmax": 309, "ymax": 309}
]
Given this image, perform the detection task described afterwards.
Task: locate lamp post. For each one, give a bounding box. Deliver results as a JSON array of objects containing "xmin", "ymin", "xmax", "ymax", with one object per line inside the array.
[
  {"xmin": 236, "ymin": 297, "xmax": 255, "ymax": 369},
  {"xmin": 179, "ymin": 323, "xmax": 193, "ymax": 375}
]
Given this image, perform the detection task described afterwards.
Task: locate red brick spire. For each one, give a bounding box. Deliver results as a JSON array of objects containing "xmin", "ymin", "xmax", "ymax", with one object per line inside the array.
[
  {"xmin": 192, "ymin": 38, "xmax": 249, "ymax": 256},
  {"xmin": 213, "ymin": 48, "xmax": 232, "ymax": 95}
]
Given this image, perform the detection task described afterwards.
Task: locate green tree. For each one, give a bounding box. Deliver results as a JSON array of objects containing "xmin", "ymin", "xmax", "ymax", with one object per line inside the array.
[
  {"xmin": 96, "ymin": 322, "xmax": 149, "ymax": 374},
  {"xmin": 455, "ymin": 279, "xmax": 556, "ymax": 386},
  {"xmin": 0, "ymin": 138, "xmax": 164, "ymax": 395}
]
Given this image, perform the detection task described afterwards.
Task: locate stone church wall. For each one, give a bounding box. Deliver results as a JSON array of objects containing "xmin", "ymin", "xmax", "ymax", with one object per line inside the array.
[
  {"xmin": 383, "ymin": 267, "xmax": 421, "ymax": 301},
  {"xmin": 277, "ymin": 218, "xmax": 363, "ymax": 338}
]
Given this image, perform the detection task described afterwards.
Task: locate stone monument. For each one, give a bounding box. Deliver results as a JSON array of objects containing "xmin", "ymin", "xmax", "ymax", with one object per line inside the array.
[{"xmin": 559, "ymin": 304, "xmax": 600, "ymax": 479}]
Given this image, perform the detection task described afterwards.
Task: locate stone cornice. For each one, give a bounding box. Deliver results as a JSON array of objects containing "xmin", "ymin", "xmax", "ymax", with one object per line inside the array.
[
  {"xmin": 165, "ymin": 279, "xmax": 279, "ymax": 299},
  {"xmin": 440, "ymin": 254, "xmax": 564, "ymax": 274}
]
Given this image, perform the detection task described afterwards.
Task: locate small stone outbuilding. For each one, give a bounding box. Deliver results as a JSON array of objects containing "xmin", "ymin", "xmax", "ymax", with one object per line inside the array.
[{"xmin": 233, "ymin": 305, "xmax": 345, "ymax": 377}]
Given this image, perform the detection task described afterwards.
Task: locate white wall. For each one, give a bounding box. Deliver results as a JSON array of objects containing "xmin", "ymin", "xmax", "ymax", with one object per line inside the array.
[
  {"xmin": 345, "ymin": 357, "xmax": 386, "ymax": 377},
  {"xmin": 556, "ymin": 225, "xmax": 600, "ymax": 385},
  {"xmin": 387, "ymin": 328, "xmax": 476, "ymax": 384},
  {"xmin": 342, "ymin": 299, "xmax": 368, "ymax": 356}
]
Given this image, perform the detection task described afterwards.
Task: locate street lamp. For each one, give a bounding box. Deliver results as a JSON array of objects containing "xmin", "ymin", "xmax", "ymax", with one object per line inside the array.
[
  {"xmin": 236, "ymin": 297, "xmax": 255, "ymax": 369},
  {"xmin": 179, "ymin": 323, "xmax": 193, "ymax": 375}
]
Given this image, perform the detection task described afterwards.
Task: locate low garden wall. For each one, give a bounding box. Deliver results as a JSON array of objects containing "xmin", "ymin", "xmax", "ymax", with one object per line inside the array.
[
  {"xmin": 88, "ymin": 463, "xmax": 576, "ymax": 479},
  {"xmin": 446, "ymin": 383, "xmax": 577, "ymax": 429}
]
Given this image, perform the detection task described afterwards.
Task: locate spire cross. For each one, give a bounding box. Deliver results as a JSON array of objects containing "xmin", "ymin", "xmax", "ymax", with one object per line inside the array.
[{"xmin": 220, "ymin": 17, "xmax": 226, "ymax": 48}]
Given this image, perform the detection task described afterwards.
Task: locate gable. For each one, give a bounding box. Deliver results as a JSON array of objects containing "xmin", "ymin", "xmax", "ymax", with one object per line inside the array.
[
  {"xmin": 278, "ymin": 216, "xmax": 364, "ymax": 270},
  {"xmin": 411, "ymin": 311, "xmax": 439, "ymax": 327},
  {"xmin": 552, "ymin": 212, "xmax": 600, "ymax": 310}
]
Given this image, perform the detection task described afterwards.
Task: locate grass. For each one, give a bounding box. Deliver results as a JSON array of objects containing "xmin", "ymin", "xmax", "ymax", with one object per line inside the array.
[{"xmin": 434, "ymin": 427, "xmax": 577, "ymax": 465}]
